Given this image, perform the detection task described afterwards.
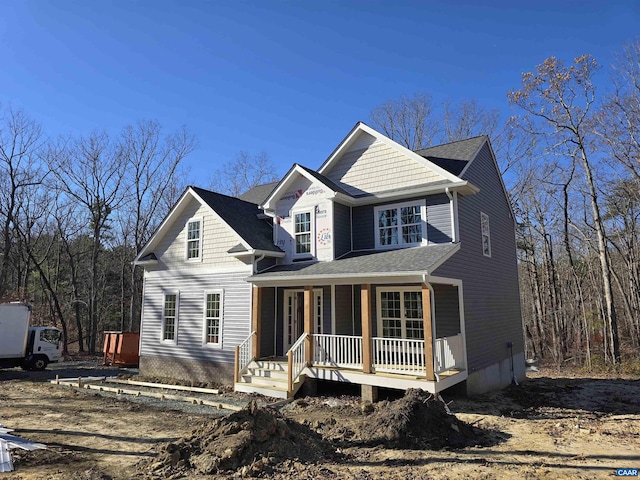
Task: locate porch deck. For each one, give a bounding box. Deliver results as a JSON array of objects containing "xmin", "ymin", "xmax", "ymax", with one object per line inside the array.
[{"xmin": 234, "ymin": 333, "xmax": 467, "ymax": 399}]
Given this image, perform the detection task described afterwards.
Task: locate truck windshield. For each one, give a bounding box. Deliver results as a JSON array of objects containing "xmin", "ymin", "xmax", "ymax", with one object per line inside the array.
[{"xmin": 40, "ymin": 329, "xmax": 60, "ymax": 345}]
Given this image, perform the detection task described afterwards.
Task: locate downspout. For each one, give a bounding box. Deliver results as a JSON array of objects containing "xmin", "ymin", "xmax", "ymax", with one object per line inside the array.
[
  {"xmin": 253, "ymin": 254, "xmax": 266, "ymax": 274},
  {"xmin": 422, "ymin": 274, "xmax": 439, "ymax": 382},
  {"xmin": 445, "ymin": 187, "xmax": 458, "ymax": 243}
]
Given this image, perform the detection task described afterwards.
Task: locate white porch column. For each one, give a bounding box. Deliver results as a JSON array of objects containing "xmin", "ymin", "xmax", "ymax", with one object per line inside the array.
[
  {"xmin": 422, "ymin": 283, "xmax": 435, "ymax": 381},
  {"xmin": 304, "ymin": 286, "xmax": 314, "ymax": 365},
  {"xmin": 252, "ymin": 285, "xmax": 261, "ymax": 359},
  {"xmin": 361, "ymin": 284, "xmax": 372, "ymax": 374}
]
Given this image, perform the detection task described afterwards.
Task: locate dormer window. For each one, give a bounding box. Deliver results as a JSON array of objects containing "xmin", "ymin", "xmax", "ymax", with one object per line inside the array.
[
  {"xmin": 374, "ymin": 201, "xmax": 426, "ymax": 249},
  {"xmin": 186, "ymin": 218, "xmax": 202, "ymax": 261},
  {"xmin": 293, "ymin": 210, "xmax": 313, "ymax": 258}
]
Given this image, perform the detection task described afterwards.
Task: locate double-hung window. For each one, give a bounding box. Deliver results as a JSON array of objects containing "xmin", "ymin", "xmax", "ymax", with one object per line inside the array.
[
  {"xmin": 203, "ymin": 291, "xmax": 223, "ymax": 347},
  {"xmin": 186, "ymin": 218, "xmax": 202, "ymax": 261},
  {"xmin": 378, "ymin": 288, "xmax": 425, "ymax": 340},
  {"xmin": 375, "ymin": 202, "xmax": 426, "ymax": 249},
  {"xmin": 293, "ymin": 211, "xmax": 313, "ymax": 257},
  {"xmin": 162, "ymin": 293, "xmax": 178, "ymax": 342}
]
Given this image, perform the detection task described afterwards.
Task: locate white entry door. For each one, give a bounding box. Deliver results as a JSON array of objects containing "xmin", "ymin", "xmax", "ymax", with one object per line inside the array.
[{"xmin": 283, "ymin": 289, "xmax": 323, "ymax": 351}]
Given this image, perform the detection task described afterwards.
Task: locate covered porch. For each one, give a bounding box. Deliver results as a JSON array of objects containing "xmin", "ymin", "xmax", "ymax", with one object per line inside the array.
[{"xmin": 234, "ymin": 277, "xmax": 468, "ymax": 399}]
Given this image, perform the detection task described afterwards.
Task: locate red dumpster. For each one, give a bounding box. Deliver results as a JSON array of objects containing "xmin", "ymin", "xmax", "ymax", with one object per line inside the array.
[{"xmin": 103, "ymin": 331, "xmax": 140, "ymax": 367}]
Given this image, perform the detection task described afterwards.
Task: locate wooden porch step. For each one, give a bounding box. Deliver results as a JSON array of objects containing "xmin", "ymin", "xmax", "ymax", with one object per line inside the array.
[{"xmin": 234, "ymin": 358, "xmax": 305, "ymax": 399}]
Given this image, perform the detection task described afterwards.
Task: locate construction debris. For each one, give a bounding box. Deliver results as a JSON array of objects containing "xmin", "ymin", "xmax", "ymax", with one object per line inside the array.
[{"xmin": 0, "ymin": 424, "xmax": 46, "ymax": 472}]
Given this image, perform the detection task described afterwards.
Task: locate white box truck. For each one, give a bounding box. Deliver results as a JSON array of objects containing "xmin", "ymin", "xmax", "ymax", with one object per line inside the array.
[{"xmin": 0, "ymin": 303, "xmax": 61, "ymax": 370}]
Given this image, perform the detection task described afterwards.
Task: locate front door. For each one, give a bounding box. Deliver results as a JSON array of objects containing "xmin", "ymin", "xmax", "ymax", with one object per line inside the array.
[{"xmin": 283, "ymin": 289, "xmax": 323, "ymax": 351}]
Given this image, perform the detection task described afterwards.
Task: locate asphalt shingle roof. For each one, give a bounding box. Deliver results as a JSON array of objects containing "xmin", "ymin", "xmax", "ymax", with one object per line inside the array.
[
  {"xmin": 415, "ymin": 136, "xmax": 487, "ymax": 175},
  {"xmin": 191, "ymin": 186, "xmax": 283, "ymax": 254},
  {"xmin": 248, "ymin": 243, "xmax": 459, "ymax": 281},
  {"xmin": 295, "ymin": 164, "xmax": 352, "ymax": 197},
  {"xmin": 238, "ymin": 182, "xmax": 280, "ymax": 205}
]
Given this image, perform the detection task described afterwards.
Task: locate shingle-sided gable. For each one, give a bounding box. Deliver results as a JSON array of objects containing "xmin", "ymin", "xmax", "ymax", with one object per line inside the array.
[
  {"xmin": 322, "ymin": 133, "xmax": 449, "ymax": 197},
  {"xmin": 135, "ymin": 186, "xmax": 282, "ymax": 266},
  {"xmin": 191, "ymin": 187, "xmax": 281, "ymax": 253}
]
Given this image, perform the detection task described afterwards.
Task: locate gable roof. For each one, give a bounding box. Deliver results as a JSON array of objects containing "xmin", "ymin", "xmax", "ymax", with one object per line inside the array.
[
  {"xmin": 238, "ymin": 181, "xmax": 280, "ymax": 205},
  {"xmin": 261, "ymin": 163, "xmax": 353, "ymax": 210},
  {"xmin": 415, "ymin": 136, "xmax": 487, "ymax": 176},
  {"xmin": 190, "ymin": 187, "xmax": 282, "ymax": 253},
  {"xmin": 134, "ymin": 186, "xmax": 282, "ymax": 264},
  {"xmin": 318, "ymin": 122, "xmax": 465, "ymax": 183}
]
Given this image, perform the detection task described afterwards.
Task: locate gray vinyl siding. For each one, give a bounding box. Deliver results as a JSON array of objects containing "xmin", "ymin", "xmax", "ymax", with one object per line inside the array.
[
  {"xmin": 140, "ymin": 270, "xmax": 252, "ymax": 366},
  {"xmin": 426, "ymin": 194, "xmax": 452, "ymax": 244},
  {"xmin": 322, "ymin": 286, "xmax": 332, "ymax": 334},
  {"xmin": 260, "ymin": 287, "xmax": 276, "ymax": 357},
  {"xmin": 334, "ymin": 285, "xmax": 354, "ymax": 335},
  {"xmin": 352, "ymin": 205, "xmax": 374, "ymax": 250},
  {"xmin": 276, "ymin": 288, "xmax": 284, "ymax": 356},
  {"xmin": 433, "ymin": 142, "xmax": 523, "ymax": 372},
  {"xmin": 433, "ymin": 284, "xmax": 460, "ymax": 337},
  {"xmin": 333, "ymin": 202, "xmax": 352, "ymax": 257}
]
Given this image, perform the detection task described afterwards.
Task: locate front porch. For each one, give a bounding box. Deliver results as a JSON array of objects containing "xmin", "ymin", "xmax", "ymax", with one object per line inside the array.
[{"xmin": 234, "ymin": 280, "xmax": 468, "ymax": 399}]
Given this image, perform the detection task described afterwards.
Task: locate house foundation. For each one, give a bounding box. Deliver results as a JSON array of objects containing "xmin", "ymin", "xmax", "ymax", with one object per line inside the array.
[
  {"xmin": 139, "ymin": 355, "xmax": 234, "ymax": 386},
  {"xmin": 465, "ymin": 351, "xmax": 526, "ymax": 395}
]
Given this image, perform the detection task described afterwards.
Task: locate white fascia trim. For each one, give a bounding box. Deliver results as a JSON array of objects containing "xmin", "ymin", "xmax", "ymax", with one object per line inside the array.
[
  {"xmin": 146, "ymin": 266, "xmax": 254, "ymax": 278},
  {"xmin": 343, "ymin": 181, "xmax": 478, "ymax": 208},
  {"xmin": 228, "ymin": 249, "xmax": 286, "ymax": 259},
  {"xmin": 261, "ymin": 164, "xmax": 338, "ymax": 211},
  {"xmin": 247, "ymin": 272, "xmax": 428, "ymax": 287},
  {"xmin": 317, "ymin": 123, "xmax": 464, "ymax": 184},
  {"xmin": 134, "ymin": 259, "xmax": 158, "ymax": 267},
  {"xmin": 135, "ymin": 187, "xmax": 193, "ymax": 262}
]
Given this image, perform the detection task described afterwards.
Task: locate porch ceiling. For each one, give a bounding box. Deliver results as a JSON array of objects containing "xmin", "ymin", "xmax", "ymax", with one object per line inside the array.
[{"xmin": 247, "ymin": 243, "xmax": 459, "ymax": 286}]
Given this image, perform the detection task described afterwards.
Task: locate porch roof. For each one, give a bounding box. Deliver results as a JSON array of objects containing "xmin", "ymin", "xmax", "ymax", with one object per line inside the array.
[{"xmin": 247, "ymin": 243, "xmax": 459, "ymax": 285}]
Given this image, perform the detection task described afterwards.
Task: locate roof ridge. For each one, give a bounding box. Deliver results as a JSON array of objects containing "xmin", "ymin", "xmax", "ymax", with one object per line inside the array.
[
  {"xmin": 415, "ymin": 135, "xmax": 487, "ymax": 153},
  {"xmin": 190, "ymin": 185, "xmax": 262, "ymax": 207}
]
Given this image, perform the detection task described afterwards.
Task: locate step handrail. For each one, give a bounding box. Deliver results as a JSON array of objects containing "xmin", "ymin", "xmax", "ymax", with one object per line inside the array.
[
  {"xmin": 286, "ymin": 333, "xmax": 308, "ymax": 395},
  {"xmin": 234, "ymin": 331, "xmax": 256, "ymax": 383}
]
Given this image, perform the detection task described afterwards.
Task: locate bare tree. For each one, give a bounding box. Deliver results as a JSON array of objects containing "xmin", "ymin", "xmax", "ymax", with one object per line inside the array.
[
  {"xmin": 51, "ymin": 132, "xmax": 127, "ymax": 354},
  {"xmin": 508, "ymin": 55, "xmax": 621, "ymax": 364},
  {"xmin": 0, "ymin": 106, "xmax": 44, "ymax": 298},
  {"xmin": 211, "ymin": 150, "xmax": 278, "ymax": 197},
  {"xmin": 370, "ymin": 93, "xmax": 438, "ymax": 150},
  {"xmin": 119, "ymin": 120, "xmax": 195, "ymax": 330}
]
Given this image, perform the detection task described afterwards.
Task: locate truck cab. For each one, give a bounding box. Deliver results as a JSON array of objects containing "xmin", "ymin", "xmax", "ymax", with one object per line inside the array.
[{"xmin": 24, "ymin": 327, "xmax": 61, "ymax": 370}]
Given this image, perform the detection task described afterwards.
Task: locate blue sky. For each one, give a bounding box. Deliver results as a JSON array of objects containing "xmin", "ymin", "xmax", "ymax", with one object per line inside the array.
[{"xmin": 1, "ymin": 1, "xmax": 638, "ymax": 183}]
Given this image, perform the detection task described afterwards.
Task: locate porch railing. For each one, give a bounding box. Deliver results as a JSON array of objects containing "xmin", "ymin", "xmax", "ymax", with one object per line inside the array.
[
  {"xmin": 286, "ymin": 333, "xmax": 308, "ymax": 394},
  {"xmin": 371, "ymin": 337, "xmax": 426, "ymax": 375},
  {"xmin": 434, "ymin": 333, "xmax": 464, "ymax": 373},
  {"xmin": 234, "ymin": 330, "xmax": 256, "ymax": 383},
  {"xmin": 313, "ymin": 334, "xmax": 363, "ymax": 369}
]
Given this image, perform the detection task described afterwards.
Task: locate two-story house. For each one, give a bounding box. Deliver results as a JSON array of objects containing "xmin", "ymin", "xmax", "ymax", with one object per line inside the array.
[{"xmin": 134, "ymin": 122, "xmax": 525, "ymax": 400}]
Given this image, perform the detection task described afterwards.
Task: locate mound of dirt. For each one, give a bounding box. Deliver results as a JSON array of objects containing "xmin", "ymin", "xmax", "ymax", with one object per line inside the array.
[
  {"xmin": 136, "ymin": 400, "xmax": 337, "ymax": 478},
  {"xmin": 359, "ymin": 389, "xmax": 480, "ymax": 449}
]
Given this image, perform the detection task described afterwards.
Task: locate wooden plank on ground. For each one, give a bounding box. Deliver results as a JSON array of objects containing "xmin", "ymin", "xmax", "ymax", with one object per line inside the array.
[{"xmin": 104, "ymin": 378, "xmax": 219, "ymax": 395}]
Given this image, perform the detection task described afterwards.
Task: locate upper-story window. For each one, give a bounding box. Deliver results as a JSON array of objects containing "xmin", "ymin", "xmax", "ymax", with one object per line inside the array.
[
  {"xmin": 294, "ymin": 211, "xmax": 313, "ymax": 257},
  {"xmin": 374, "ymin": 201, "xmax": 426, "ymax": 249},
  {"xmin": 481, "ymin": 212, "xmax": 491, "ymax": 257},
  {"xmin": 186, "ymin": 218, "xmax": 202, "ymax": 261}
]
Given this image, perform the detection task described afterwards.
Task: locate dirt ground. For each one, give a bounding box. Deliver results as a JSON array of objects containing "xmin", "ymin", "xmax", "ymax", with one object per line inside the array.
[{"xmin": 1, "ymin": 362, "xmax": 638, "ymax": 479}]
